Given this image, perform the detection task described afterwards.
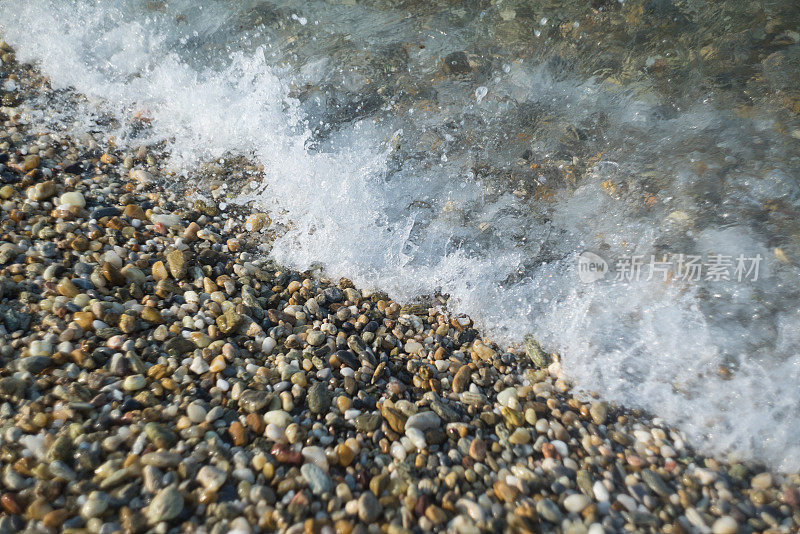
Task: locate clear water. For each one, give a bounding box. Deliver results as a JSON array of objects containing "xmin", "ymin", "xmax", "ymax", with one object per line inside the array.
[{"xmin": 2, "ymin": 0, "xmax": 800, "ymax": 471}]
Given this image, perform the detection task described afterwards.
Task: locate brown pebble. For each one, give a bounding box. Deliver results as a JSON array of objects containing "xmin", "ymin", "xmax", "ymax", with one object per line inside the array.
[
  {"xmin": 336, "ymin": 443, "xmax": 355, "ymax": 467},
  {"xmin": 1, "ymin": 493, "xmax": 21, "ymax": 514},
  {"xmin": 42, "ymin": 509, "xmax": 69, "ymax": 529},
  {"xmin": 469, "ymin": 437, "xmax": 487, "ymax": 461},
  {"xmin": 124, "ymin": 204, "xmax": 146, "ymax": 220},
  {"xmin": 70, "ymin": 235, "xmax": 89, "ymax": 251},
  {"xmin": 56, "ymin": 277, "xmax": 80, "ymax": 298},
  {"xmin": 493, "ymin": 481, "xmax": 520, "ymax": 502},
  {"xmin": 183, "ymin": 222, "xmax": 200, "ymax": 241},
  {"xmin": 334, "ymin": 520, "xmax": 354, "ymax": 534},
  {"xmin": 23, "ymin": 154, "xmax": 41, "ymax": 171},
  {"xmin": 541, "ymin": 443, "xmax": 559, "ymax": 460},
  {"xmin": 425, "ymin": 504, "xmax": 447, "ymax": 524},
  {"xmin": 271, "ymin": 443, "xmax": 302, "ymax": 464},
  {"xmin": 25, "ymin": 499, "xmax": 52, "ymax": 520},
  {"xmin": 151, "ymin": 261, "xmax": 168, "ymax": 281},
  {"xmin": 119, "ymin": 313, "xmax": 137, "ymax": 334},
  {"xmin": 72, "ymin": 311, "xmax": 94, "ymax": 330},
  {"xmin": 370, "ymin": 473, "xmax": 390, "ymax": 496},
  {"xmin": 229, "ymin": 421, "xmax": 247, "ymax": 446},
  {"xmin": 245, "ymin": 413, "xmax": 266, "ymax": 435},
  {"xmin": 140, "ymin": 306, "xmax": 162, "ymax": 323},
  {"xmin": 452, "ymin": 364, "xmax": 471, "ymax": 393},
  {"xmin": 379, "ymin": 405, "xmax": 407, "ymax": 434}
]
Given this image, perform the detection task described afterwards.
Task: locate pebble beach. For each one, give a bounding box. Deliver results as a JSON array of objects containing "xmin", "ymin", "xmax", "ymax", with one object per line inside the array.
[{"xmin": 0, "ymin": 36, "xmax": 799, "ymax": 534}]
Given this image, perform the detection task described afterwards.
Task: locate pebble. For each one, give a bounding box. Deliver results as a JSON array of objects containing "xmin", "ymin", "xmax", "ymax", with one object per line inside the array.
[
  {"xmin": 123, "ymin": 375, "xmax": 146, "ymax": 391},
  {"xmin": 147, "ymin": 486, "xmax": 184, "ymax": 523},
  {"xmin": 186, "ymin": 402, "xmax": 207, "ymax": 423},
  {"xmin": 301, "ymin": 446, "xmax": 329, "ymax": 471},
  {"xmin": 301, "ymin": 463, "xmax": 332, "ymax": 495},
  {"xmin": 307, "ymin": 382, "xmax": 331, "ymax": 414},
  {"xmin": 59, "ymin": 191, "xmax": 85, "ymax": 208},
  {"xmin": 239, "ymin": 390, "xmax": 270, "ymax": 413},
  {"xmin": 306, "ymin": 330, "xmax": 325, "ymax": 346},
  {"xmin": 496, "ymin": 387, "xmax": 518, "ymax": 408},
  {"xmin": 189, "ymin": 357, "xmax": 209, "ymax": 375},
  {"xmin": 536, "ymin": 499, "xmax": 563, "ymax": 523},
  {"xmin": 405, "ymin": 427, "xmax": 427, "ymax": 449},
  {"xmin": 354, "ymin": 413, "xmax": 381, "ymax": 433},
  {"xmin": 469, "ymin": 438, "xmax": 487, "ymax": 461},
  {"xmin": 196, "ymin": 465, "xmax": 227, "ymax": 492},
  {"xmin": 589, "ymin": 402, "xmax": 607, "ymax": 425},
  {"xmin": 509, "ymin": 428, "xmax": 531, "ymax": 444},
  {"xmin": 642, "ymin": 469, "xmax": 672, "ymax": 497},
  {"xmin": 712, "ymin": 516, "xmax": 738, "ymax": 534},
  {"xmin": 405, "ymin": 341, "xmax": 423, "ymax": 354},
  {"xmin": 81, "ymin": 492, "xmax": 109, "ymax": 519},
  {"xmin": 694, "ymin": 468, "xmax": 717, "ymax": 485},
  {"xmin": 358, "ymin": 491, "xmax": 382, "ymax": 522},
  {"xmin": 751, "ymin": 472, "xmax": 773, "ymax": 489},
  {"xmin": 592, "ymin": 481, "xmax": 609, "ymax": 502},
  {"xmin": 563, "ymin": 493, "xmax": 591, "ymax": 513},
  {"xmin": 264, "ymin": 410, "xmax": 291, "ymax": 427},
  {"xmin": 405, "ymin": 411, "xmax": 440, "ymax": 431}
]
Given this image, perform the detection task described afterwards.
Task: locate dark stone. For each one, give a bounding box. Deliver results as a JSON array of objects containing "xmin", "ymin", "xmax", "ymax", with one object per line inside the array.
[
  {"xmin": 0, "ymin": 171, "xmax": 19, "ymax": 184},
  {"xmin": 336, "ymin": 350, "xmax": 360, "ymax": 370},
  {"xmin": 197, "ymin": 249, "xmax": 224, "ymax": 266},
  {"xmin": 1, "ymin": 308, "xmax": 30, "ymax": 332},
  {"xmin": 62, "ymin": 162, "xmax": 87, "ymax": 174},
  {"xmin": 18, "ymin": 356, "xmax": 52, "ymax": 375},
  {"xmin": 442, "ymin": 51, "xmax": 472, "ymax": 75},
  {"xmin": 307, "ymin": 382, "xmax": 332, "ymax": 414},
  {"xmin": 90, "ymin": 207, "xmax": 121, "ymax": 219},
  {"xmin": 72, "ymin": 278, "xmax": 94, "ymax": 290},
  {"xmin": 322, "ymin": 287, "xmax": 343, "ymax": 303},
  {"xmin": 238, "ymin": 390, "xmax": 272, "ymax": 413},
  {"xmin": 354, "ymin": 413, "xmax": 382, "ymax": 433},
  {"xmin": 163, "ymin": 337, "xmax": 195, "ymax": 355},
  {"xmin": 430, "ymin": 400, "xmax": 461, "ymax": 423}
]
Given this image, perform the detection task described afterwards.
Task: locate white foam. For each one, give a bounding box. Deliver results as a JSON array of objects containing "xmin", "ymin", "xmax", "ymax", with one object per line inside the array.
[{"xmin": 2, "ymin": 0, "xmax": 799, "ymax": 471}]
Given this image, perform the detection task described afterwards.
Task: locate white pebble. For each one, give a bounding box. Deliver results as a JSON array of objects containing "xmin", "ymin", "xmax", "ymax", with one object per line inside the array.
[
  {"xmin": 616, "ymin": 494, "xmax": 637, "ymax": 512},
  {"xmin": 563, "ymin": 493, "xmax": 591, "ymax": 513},
  {"xmin": 104, "ymin": 250, "xmax": 123, "ymax": 268},
  {"xmin": 712, "ymin": 516, "xmax": 738, "ymax": 534},
  {"xmin": 261, "ymin": 337, "xmax": 277, "ymax": 355},
  {"xmin": 592, "ymin": 481, "xmax": 609, "ymax": 502},
  {"xmin": 405, "ymin": 428, "xmax": 427, "ymax": 450},
  {"xmin": 390, "ymin": 441, "xmax": 406, "ymax": 461},
  {"xmin": 496, "ymin": 387, "xmax": 518, "ymax": 408},
  {"xmin": 59, "ymin": 191, "xmax": 85, "ymax": 208},
  {"xmin": 189, "ymin": 357, "xmax": 209, "ymax": 375},
  {"xmin": 694, "ymin": 468, "xmax": 717, "ymax": 486},
  {"xmin": 551, "ymin": 439, "xmax": 568, "ymax": 458},
  {"xmin": 264, "ymin": 410, "xmax": 291, "ymax": 427},
  {"xmin": 265, "ymin": 424, "xmax": 286, "ymax": 442},
  {"xmin": 186, "ymin": 402, "xmax": 207, "ymax": 423},
  {"xmin": 301, "ymin": 446, "xmax": 329, "ymax": 472}
]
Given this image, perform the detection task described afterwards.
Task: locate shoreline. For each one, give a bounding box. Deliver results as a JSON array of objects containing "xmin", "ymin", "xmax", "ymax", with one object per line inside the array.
[{"xmin": 0, "ymin": 45, "xmax": 798, "ymax": 534}]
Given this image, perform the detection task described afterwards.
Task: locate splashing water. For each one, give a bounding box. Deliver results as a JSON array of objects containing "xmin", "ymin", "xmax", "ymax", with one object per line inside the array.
[{"xmin": 2, "ymin": 0, "xmax": 800, "ymax": 470}]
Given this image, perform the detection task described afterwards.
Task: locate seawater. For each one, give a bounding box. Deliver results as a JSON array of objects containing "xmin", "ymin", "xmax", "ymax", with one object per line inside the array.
[{"xmin": 1, "ymin": 0, "xmax": 799, "ymax": 471}]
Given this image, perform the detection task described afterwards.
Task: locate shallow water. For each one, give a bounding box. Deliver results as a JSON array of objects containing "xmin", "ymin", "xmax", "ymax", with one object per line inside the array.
[{"xmin": 2, "ymin": 0, "xmax": 800, "ymax": 471}]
